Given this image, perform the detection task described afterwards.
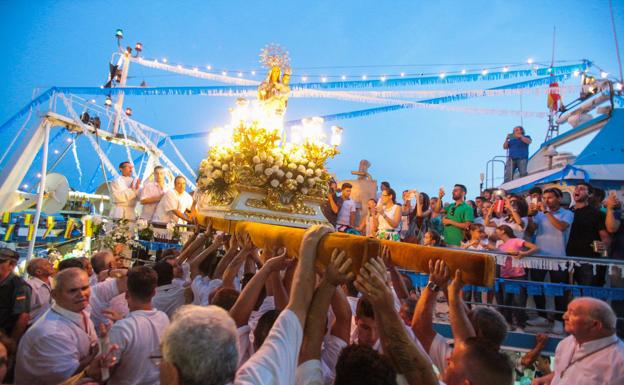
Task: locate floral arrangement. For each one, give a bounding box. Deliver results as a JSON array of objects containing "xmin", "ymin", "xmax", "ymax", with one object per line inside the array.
[
  {"xmin": 135, "ymin": 218, "xmax": 154, "ymax": 241},
  {"xmin": 97, "ymin": 218, "xmax": 142, "ymax": 251}
]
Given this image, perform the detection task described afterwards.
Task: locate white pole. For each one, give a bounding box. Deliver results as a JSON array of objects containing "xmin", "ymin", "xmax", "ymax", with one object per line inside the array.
[
  {"xmin": 112, "ymin": 52, "xmax": 131, "ymax": 135},
  {"xmin": 26, "ymin": 121, "xmax": 51, "ymax": 261}
]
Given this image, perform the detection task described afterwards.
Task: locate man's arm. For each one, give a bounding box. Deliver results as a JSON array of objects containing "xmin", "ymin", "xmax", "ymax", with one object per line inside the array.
[
  {"xmin": 605, "ymin": 193, "xmax": 622, "ymax": 233},
  {"xmin": 521, "ymin": 333, "xmax": 548, "ymax": 367},
  {"xmin": 355, "ymin": 258, "xmax": 438, "ymax": 385},
  {"xmin": 330, "ymin": 286, "xmax": 352, "ymax": 343},
  {"xmin": 188, "ymin": 234, "xmax": 224, "ymax": 280},
  {"xmin": 411, "ymin": 259, "xmax": 449, "ymax": 352},
  {"xmin": 349, "ymin": 210, "xmax": 356, "ymax": 228},
  {"xmin": 299, "ymin": 250, "xmax": 352, "ymax": 363},
  {"xmin": 545, "ymin": 211, "xmax": 570, "ymax": 231},
  {"xmin": 521, "ymin": 135, "xmax": 532, "ymax": 144},
  {"xmin": 447, "ymin": 269, "xmax": 476, "ymax": 343},
  {"xmin": 11, "ymin": 312, "xmax": 29, "ymax": 343},
  {"xmin": 442, "ymin": 218, "xmax": 472, "ymax": 230},
  {"xmin": 382, "ymin": 246, "xmax": 409, "ymax": 300}
]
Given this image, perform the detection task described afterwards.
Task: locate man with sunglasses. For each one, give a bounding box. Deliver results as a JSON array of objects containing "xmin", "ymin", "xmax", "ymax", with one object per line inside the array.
[
  {"xmin": 0, "ymin": 248, "xmax": 31, "ymax": 347},
  {"xmin": 440, "ymin": 184, "xmax": 474, "ymax": 246}
]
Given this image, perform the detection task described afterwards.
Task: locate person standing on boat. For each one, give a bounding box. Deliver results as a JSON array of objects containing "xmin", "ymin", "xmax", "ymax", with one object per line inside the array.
[
  {"xmin": 110, "ymin": 161, "xmax": 140, "ymax": 220},
  {"xmin": 503, "ymin": 126, "xmax": 532, "ymax": 182},
  {"xmin": 139, "ymin": 165, "xmax": 167, "ymax": 221},
  {"xmin": 153, "ymin": 176, "xmax": 193, "ymax": 225}
]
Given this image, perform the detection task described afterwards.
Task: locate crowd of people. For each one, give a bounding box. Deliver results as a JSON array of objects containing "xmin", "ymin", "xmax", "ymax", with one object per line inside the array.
[
  {"xmin": 324, "ymin": 179, "xmax": 624, "ymax": 336},
  {"xmin": 1, "ymin": 219, "xmax": 623, "ymax": 385}
]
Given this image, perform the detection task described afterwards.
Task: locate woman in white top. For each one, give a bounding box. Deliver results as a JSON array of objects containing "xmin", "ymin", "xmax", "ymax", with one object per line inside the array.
[
  {"xmin": 374, "ymin": 188, "xmax": 402, "ymax": 241},
  {"xmin": 357, "ymin": 198, "xmax": 378, "ymax": 237}
]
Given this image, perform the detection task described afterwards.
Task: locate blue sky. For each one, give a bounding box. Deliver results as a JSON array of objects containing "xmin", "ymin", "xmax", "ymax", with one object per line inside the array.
[{"xmin": 0, "ymin": 0, "xmax": 622, "ymax": 199}]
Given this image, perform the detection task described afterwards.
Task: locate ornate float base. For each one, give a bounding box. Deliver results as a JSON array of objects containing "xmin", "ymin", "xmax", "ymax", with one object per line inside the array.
[{"xmin": 197, "ymin": 185, "xmax": 329, "ymax": 229}]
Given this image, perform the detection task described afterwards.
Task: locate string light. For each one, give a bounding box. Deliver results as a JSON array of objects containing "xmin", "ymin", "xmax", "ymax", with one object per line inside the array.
[
  {"xmin": 527, "ymin": 58, "xmax": 534, "ymax": 64},
  {"xmin": 90, "ymin": 99, "xmax": 96, "ymax": 103},
  {"xmin": 125, "ymin": 107, "xmax": 133, "ymax": 116},
  {"xmin": 439, "ymin": 72, "xmax": 446, "ymax": 79},
  {"xmin": 66, "ymin": 138, "xmax": 73, "ymax": 143},
  {"xmin": 36, "ymin": 173, "xmax": 42, "ymax": 178},
  {"xmin": 600, "ymin": 71, "xmax": 608, "ymax": 78},
  {"xmin": 301, "ymin": 76, "xmax": 308, "ymax": 82},
  {"xmin": 53, "ymin": 150, "xmax": 59, "ymax": 155},
  {"xmin": 221, "ymin": 71, "xmax": 227, "ymax": 76},
  {"xmin": 573, "ymin": 70, "xmax": 580, "ymax": 77},
  {"xmin": 547, "ymin": 67, "xmax": 552, "ymax": 73},
  {"xmin": 321, "ymin": 76, "xmax": 327, "ymax": 82},
  {"xmin": 461, "ymin": 69, "xmax": 466, "ymax": 74},
  {"xmin": 206, "ymin": 65, "xmax": 212, "ymax": 70},
  {"xmin": 400, "ymin": 72, "xmax": 405, "ymax": 77},
  {"xmin": 105, "ymin": 96, "xmax": 112, "ymax": 107},
  {"xmin": 341, "ymin": 75, "xmax": 346, "ymax": 80},
  {"xmin": 22, "ymin": 184, "xmax": 29, "ymax": 189},
  {"xmin": 251, "ymin": 70, "xmax": 256, "ymax": 75},
  {"xmin": 162, "ymin": 58, "xmax": 168, "ymax": 63},
  {"xmin": 380, "ymin": 76, "xmax": 386, "ymax": 82},
  {"xmin": 177, "ymin": 65, "xmax": 183, "ymax": 69},
  {"xmin": 502, "ymin": 66, "xmax": 509, "ymax": 73},
  {"xmin": 614, "ymin": 82, "xmax": 623, "ymax": 91},
  {"xmin": 362, "ymin": 75, "xmax": 367, "ymax": 80},
  {"xmin": 238, "ymin": 72, "xmax": 243, "ymax": 77},
  {"xmin": 481, "ymin": 69, "xmax": 488, "ymax": 76}
]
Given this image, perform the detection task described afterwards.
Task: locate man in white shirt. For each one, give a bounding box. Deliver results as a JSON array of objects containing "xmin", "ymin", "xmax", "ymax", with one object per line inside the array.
[
  {"xmin": 108, "ymin": 266, "xmax": 169, "ymax": 385},
  {"xmin": 25, "ymin": 258, "xmax": 54, "ymax": 325},
  {"xmin": 110, "ymin": 161, "xmax": 140, "ymax": 220},
  {"xmin": 139, "ymin": 165, "xmax": 167, "ymax": 221},
  {"xmin": 526, "ymin": 187, "xmax": 575, "ymax": 332},
  {"xmin": 15, "ymin": 268, "xmax": 106, "ymax": 385},
  {"xmin": 336, "ymin": 183, "xmax": 356, "ymax": 233},
  {"xmin": 533, "ymin": 297, "xmax": 624, "ymax": 385},
  {"xmin": 153, "ymin": 176, "xmax": 193, "ymax": 225},
  {"xmin": 152, "ymin": 261, "xmax": 187, "ymax": 319},
  {"xmin": 89, "ymin": 251, "xmax": 129, "ymax": 329}
]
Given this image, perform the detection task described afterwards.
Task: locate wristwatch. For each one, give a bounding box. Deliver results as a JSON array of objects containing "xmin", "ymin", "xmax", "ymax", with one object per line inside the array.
[{"xmin": 426, "ymin": 281, "xmax": 440, "ymax": 292}]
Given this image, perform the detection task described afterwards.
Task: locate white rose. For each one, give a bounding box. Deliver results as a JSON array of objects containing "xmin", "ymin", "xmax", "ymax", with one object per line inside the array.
[
  {"xmin": 275, "ymin": 160, "xmax": 283, "ymax": 167},
  {"xmin": 200, "ymin": 159, "xmax": 208, "ymax": 167},
  {"xmin": 264, "ymin": 168, "xmax": 274, "ymax": 176},
  {"xmin": 306, "ymin": 169, "xmax": 314, "ymax": 176},
  {"xmin": 260, "ymin": 152, "xmax": 267, "ymax": 161},
  {"xmin": 275, "ymin": 153, "xmax": 284, "ymax": 161},
  {"xmin": 205, "ymin": 164, "xmax": 214, "ymax": 172},
  {"xmin": 223, "ymin": 153, "xmax": 232, "ymax": 161},
  {"xmin": 276, "ymin": 169, "xmax": 285, "ymax": 178},
  {"xmin": 254, "ymin": 164, "xmax": 264, "ymax": 173},
  {"xmin": 297, "ymin": 165, "xmax": 306, "ymax": 173},
  {"xmin": 267, "ymin": 156, "xmax": 274, "ymax": 164},
  {"xmin": 253, "ymin": 156, "xmax": 261, "ymax": 164},
  {"xmin": 288, "ymin": 163, "xmax": 297, "ymax": 170},
  {"xmin": 270, "ymin": 179, "xmax": 280, "ymax": 187},
  {"xmin": 301, "ymin": 187, "xmax": 309, "ymax": 195},
  {"xmin": 286, "ymin": 171, "xmax": 293, "ymax": 179},
  {"xmin": 296, "ymin": 175, "xmax": 304, "ymax": 184},
  {"xmin": 206, "ymin": 177, "xmax": 214, "ymax": 184},
  {"xmin": 213, "ymin": 160, "xmax": 221, "ymax": 168},
  {"xmin": 307, "ymin": 178, "xmax": 316, "ymax": 186},
  {"xmin": 222, "ymin": 164, "xmax": 229, "ymax": 171},
  {"xmin": 272, "ymin": 165, "xmax": 279, "ymax": 171},
  {"xmin": 308, "ymin": 162, "xmax": 316, "ymax": 168},
  {"xmin": 314, "ymin": 169, "xmax": 323, "ymax": 177},
  {"xmin": 212, "ymin": 170, "xmax": 223, "ymax": 179}
]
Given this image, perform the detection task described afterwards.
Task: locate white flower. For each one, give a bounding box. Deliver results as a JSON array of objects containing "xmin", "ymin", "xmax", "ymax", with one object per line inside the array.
[
  {"xmin": 264, "ymin": 168, "xmax": 274, "ymax": 176},
  {"xmin": 306, "ymin": 169, "xmax": 314, "ymax": 176},
  {"xmin": 308, "ymin": 162, "xmax": 316, "ymax": 168},
  {"xmin": 297, "ymin": 165, "xmax": 306, "ymax": 173},
  {"xmin": 314, "ymin": 169, "xmax": 323, "ymax": 177},
  {"xmin": 223, "ymin": 153, "xmax": 232, "ymax": 161},
  {"xmin": 267, "ymin": 156, "xmax": 274, "ymax": 164},
  {"xmin": 213, "ymin": 160, "xmax": 222, "ymax": 168},
  {"xmin": 254, "ymin": 164, "xmax": 264, "ymax": 173},
  {"xmin": 272, "ymin": 165, "xmax": 279, "ymax": 171},
  {"xmin": 288, "ymin": 163, "xmax": 297, "ymax": 170},
  {"xmin": 253, "ymin": 156, "xmax": 261, "ymax": 164},
  {"xmin": 206, "ymin": 177, "xmax": 214, "ymax": 185},
  {"xmin": 301, "ymin": 187, "xmax": 309, "ymax": 195},
  {"xmin": 205, "ymin": 163, "xmax": 214, "ymax": 172},
  {"xmin": 212, "ymin": 170, "xmax": 223, "ymax": 179},
  {"xmin": 222, "ymin": 164, "xmax": 229, "ymax": 171},
  {"xmin": 275, "ymin": 160, "xmax": 284, "ymax": 167},
  {"xmin": 275, "ymin": 153, "xmax": 284, "ymax": 161},
  {"xmin": 276, "ymin": 169, "xmax": 285, "ymax": 178},
  {"xmin": 296, "ymin": 175, "xmax": 304, "ymax": 184},
  {"xmin": 270, "ymin": 179, "xmax": 280, "ymax": 187},
  {"xmin": 307, "ymin": 178, "xmax": 316, "ymax": 186},
  {"xmin": 260, "ymin": 152, "xmax": 267, "ymax": 161},
  {"xmin": 286, "ymin": 172, "xmax": 293, "ymax": 179}
]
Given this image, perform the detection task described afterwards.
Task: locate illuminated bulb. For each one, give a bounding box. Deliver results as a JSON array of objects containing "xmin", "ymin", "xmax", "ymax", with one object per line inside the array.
[
  {"xmin": 66, "ymin": 138, "xmax": 73, "ymax": 143},
  {"xmin": 321, "ymin": 76, "xmax": 327, "ymax": 82},
  {"xmin": 461, "ymin": 69, "xmax": 466, "ymax": 74},
  {"xmin": 251, "ymin": 70, "xmax": 256, "ymax": 75},
  {"xmin": 135, "ymin": 42, "xmax": 143, "ymax": 52},
  {"xmin": 362, "ymin": 75, "xmax": 367, "ymax": 80},
  {"xmin": 614, "ymin": 82, "xmax": 623, "ymax": 91},
  {"xmin": 600, "ymin": 71, "xmax": 608, "ymax": 79},
  {"xmin": 125, "ymin": 107, "xmax": 133, "ymax": 116},
  {"xmin": 90, "ymin": 99, "xmax": 96, "ymax": 103},
  {"xmin": 193, "ymin": 67, "xmax": 198, "ymax": 71},
  {"xmin": 206, "ymin": 65, "xmax": 212, "ymax": 70},
  {"xmin": 221, "ymin": 71, "xmax": 227, "ymax": 76},
  {"xmin": 481, "ymin": 69, "xmax": 488, "ymax": 76},
  {"xmin": 177, "ymin": 65, "xmax": 182, "ymax": 69},
  {"xmin": 527, "ymin": 58, "xmax": 534, "ymax": 64},
  {"xmin": 330, "ymin": 125, "xmax": 343, "ymax": 146},
  {"xmin": 22, "ymin": 184, "xmax": 29, "ymax": 189},
  {"xmin": 439, "ymin": 72, "xmax": 445, "ymax": 79},
  {"xmin": 154, "ymin": 59, "xmax": 158, "ymax": 63},
  {"xmin": 573, "ymin": 70, "xmax": 580, "ymax": 77},
  {"xmin": 53, "ymin": 150, "xmax": 59, "ymax": 155},
  {"xmin": 36, "ymin": 173, "xmax": 42, "ymax": 178},
  {"xmin": 238, "ymin": 72, "xmax": 243, "ymax": 77},
  {"xmin": 547, "ymin": 67, "xmax": 552, "ymax": 73},
  {"xmin": 502, "ymin": 66, "xmax": 509, "ymax": 72},
  {"xmin": 341, "ymin": 75, "xmax": 346, "ymax": 80},
  {"xmin": 302, "ymin": 76, "xmax": 308, "ymax": 82},
  {"xmin": 380, "ymin": 76, "xmax": 386, "ymax": 82},
  {"xmin": 105, "ymin": 96, "xmax": 112, "ymax": 107},
  {"xmin": 162, "ymin": 58, "xmax": 168, "ymax": 63}
]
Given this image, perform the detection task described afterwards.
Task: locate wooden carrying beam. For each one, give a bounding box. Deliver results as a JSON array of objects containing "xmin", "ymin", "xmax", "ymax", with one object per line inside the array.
[{"xmin": 205, "ymin": 217, "xmax": 495, "ymax": 287}]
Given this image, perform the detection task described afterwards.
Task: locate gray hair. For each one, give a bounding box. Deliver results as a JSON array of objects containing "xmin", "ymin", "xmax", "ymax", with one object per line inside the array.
[
  {"xmin": 470, "ymin": 306, "xmax": 508, "ymax": 348},
  {"xmin": 163, "ymin": 305, "xmax": 239, "ymax": 385},
  {"xmin": 583, "ymin": 297, "xmax": 617, "ymax": 333},
  {"xmin": 53, "ymin": 267, "xmax": 87, "ymax": 291}
]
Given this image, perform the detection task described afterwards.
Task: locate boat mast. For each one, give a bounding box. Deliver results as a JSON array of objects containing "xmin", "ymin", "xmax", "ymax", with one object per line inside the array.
[{"xmin": 545, "ymin": 26, "xmax": 559, "ymax": 142}]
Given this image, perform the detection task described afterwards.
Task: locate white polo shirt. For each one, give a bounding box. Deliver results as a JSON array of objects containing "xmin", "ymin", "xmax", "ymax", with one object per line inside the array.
[
  {"xmin": 152, "ymin": 283, "xmax": 186, "ymax": 319},
  {"xmin": 551, "ymin": 334, "xmax": 624, "ymax": 385},
  {"xmin": 15, "ymin": 304, "xmax": 97, "ymax": 385},
  {"xmin": 108, "ymin": 309, "xmax": 170, "ymax": 385},
  {"xmin": 191, "ymin": 275, "xmax": 223, "ymax": 306},
  {"xmin": 337, "ymin": 199, "xmax": 356, "ymax": 227},
  {"xmin": 235, "ymin": 309, "xmax": 302, "ymax": 385},
  {"xmin": 153, "ymin": 189, "xmax": 193, "ymax": 224},
  {"xmin": 26, "ymin": 276, "xmax": 51, "ymax": 325},
  {"xmin": 139, "ymin": 181, "xmax": 166, "ymax": 220}
]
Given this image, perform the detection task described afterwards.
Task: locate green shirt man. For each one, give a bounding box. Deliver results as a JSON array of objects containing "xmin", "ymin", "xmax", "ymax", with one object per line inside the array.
[{"xmin": 441, "ymin": 184, "xmax": 474, "ymax": 246}]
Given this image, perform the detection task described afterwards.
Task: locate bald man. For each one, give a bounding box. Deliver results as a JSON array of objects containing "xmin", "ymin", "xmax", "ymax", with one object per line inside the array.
[
  {"xmin": 16, "ymin": 268, "xmax": 98, "ymax": 385},
  {"xmin": 25, "ymin": 258, "xmax": 54, "ymax": 325},
  {"xmin": 533, "ymin": 297, "xmax": 624, "ymax": 385}
]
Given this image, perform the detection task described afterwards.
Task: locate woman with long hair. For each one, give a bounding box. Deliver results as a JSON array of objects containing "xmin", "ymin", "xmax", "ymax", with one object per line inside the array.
[{"xmin": 374, "ymin": 188, "xmax": 402, "ymax": 241}]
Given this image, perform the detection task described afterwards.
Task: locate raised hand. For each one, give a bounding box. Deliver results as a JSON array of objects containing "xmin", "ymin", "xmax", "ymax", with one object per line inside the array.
[
  {"xmin": 354, "ymin": 257, "xmax": 393, "ymax": 310},
  {"xmin": 381, "ymin": 245, "xmax": 393, "ymax": 268},
  {"xmin": 428, "ymin": 259, "xmax": 450, "ymax": 289},
  {"xmin": 323, "ymin": 249, "xmax": 354, "ymax": 286},
  {"xmin": 448, "ymin": 269, "xmax": 465, "ymax": 298},
  {"xmin": 264, "ymin": 248, "xmax": 294, "ymax": 272}
]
